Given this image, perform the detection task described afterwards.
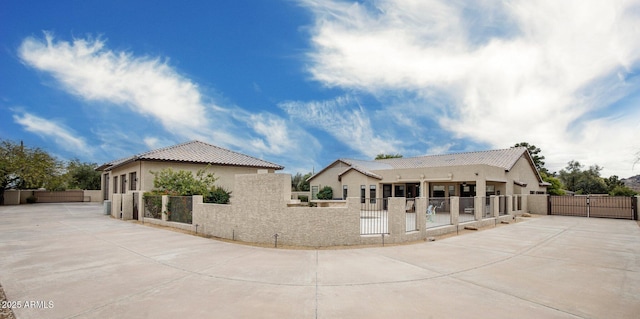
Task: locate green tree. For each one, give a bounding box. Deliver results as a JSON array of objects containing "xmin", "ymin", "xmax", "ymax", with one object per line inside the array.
[
  {"xmin": 291, "ymin": 172, "xmax": 312, "ymax": 191},
  {"xmin": 0, "ymin": 139, "xmax": 63, "ymax": 204},
  {"xmin": 541, "ymin": 172, "xmax": 565, "ymax": 195},
  {"xmin": 513, "ymin": 142, "xmax": 546, "ymax": 173},
  {"xmin": 316, "ymin": 186, "xmax": 333, "ymax": 200},
  {"xmin": 149, "ymin": 166, "xmax": 231, "ymax": 204},
  {"xmin": 558, "ymin": 160, "xmax": 582, "ymax": 192},
  {"xmin": 609, "ymin": 185, "xmax": 638, "ymax": 196},
  {"xmin": 605, "ymin": 175, "xmax": 637, "ymax": 196},
  {"xmin": 375, "ymin": 153, "xmax": 403, "ymax": 160},
  {"xmin": 65, "ymin": 159, "xmax": 101, "ymax": 190},
  {"xmin": 150, "ymin": 167, "xmax": 218, "ymax": 196},
  {"xmin": 558, "ymin": 161, "xmax": 608, "ymax": 194}
]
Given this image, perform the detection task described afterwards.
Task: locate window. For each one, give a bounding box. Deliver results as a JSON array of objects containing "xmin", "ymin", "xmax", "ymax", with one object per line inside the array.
[
  {"xmin": 369, "ymin": 185, "xmax": 376, "ymax": 203},
  {"xmin": 433, "ymin": 185, "xmax": 445, "ymax": 197},
  {"xmin": 394, "ymin": 185, "xmax": 405, "ymax": 197},
  {"xmin": 120, "ymin": 174, "xmax": 126, "ymax": 194},
  {"xmin": 487, "ymin": 185, "xmax": 496, "ymax": 196},
  {"xmin": 113, "ymin": 176, "xmax": 118, "ymax": 194},
  {"xmin": 342, "ymin": 185, "xmax": 348, "ymax": 200},
  {"xmin": 103, "ymin": 174, "xmax": 110, "ymax": 199},
  {"xmin": 311, "ymin": 186, "xmax": 319, "ymax": 200},
  {"xmin": 448, "ymin": 185, "xmax": 456, "ymax": 197},
  {"xmin": 129, "ymin": 172, "xmax": 137, "ymax": 191},
  {"xmin": 360, "ymin": 185, "xmax": 366, "ymax": 203}
]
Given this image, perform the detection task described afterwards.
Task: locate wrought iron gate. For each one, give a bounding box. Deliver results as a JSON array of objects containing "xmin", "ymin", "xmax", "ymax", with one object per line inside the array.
[{"xmin": 549, "ymin": 196, "xmax": 637, "ymax": 220}]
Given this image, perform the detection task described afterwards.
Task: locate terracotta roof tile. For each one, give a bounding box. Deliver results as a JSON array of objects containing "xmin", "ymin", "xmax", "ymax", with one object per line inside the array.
[
  {"xmin": 376, "ymin": 147, "xmax": 529, "ymax": 171},
  {"xmin": 98, "ymin": 140, "xmax": 284, "ymax": 171}
]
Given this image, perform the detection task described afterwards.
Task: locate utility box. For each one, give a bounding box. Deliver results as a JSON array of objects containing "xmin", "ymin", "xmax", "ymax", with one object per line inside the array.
[{"xmin": 103, "ymin": 200, "xmax": 111, "ymax": 215}]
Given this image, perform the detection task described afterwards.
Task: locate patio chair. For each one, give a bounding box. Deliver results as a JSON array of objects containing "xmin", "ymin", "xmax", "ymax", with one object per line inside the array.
[
  {"xmin": 405, "ymin": 200, "xmax": 415, "ymax": 213},
  {"xmin": 426, "ymin": 204, "xmax": 435, "ymax": 222},
  {"xmin": 427, "ymin": 200, "xmax": 444, "ymax": 223}
]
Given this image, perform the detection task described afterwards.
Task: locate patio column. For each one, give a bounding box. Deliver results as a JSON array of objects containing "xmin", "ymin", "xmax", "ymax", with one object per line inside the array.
[
  {"xmin": 137, "ymin": 192, "xmax": 145, "ymax": 221},
  {"xmin": 475, "ymin": 178, "xmax": 486, "ymax": 199},
  {"xmin": 422, "ymin": 181, "xmax": 430, "ymax": 197},
  {"xmin": 161, "ymin": 195, "xmax": 169, "ymax": 221},
  {"xmin": 491, "ymin": 195, "xmax": 499, "ymax": 218},
  {"xmin": 474, "ymin": 196, "xmax": 483, "ymax": 220},
  {"xmin": 122, "ymin": 193, "xmax": 133, "ymax": 220},
  {"xmin": 450, "ymin": 196, "xmax": 460, "ymax": 226}
]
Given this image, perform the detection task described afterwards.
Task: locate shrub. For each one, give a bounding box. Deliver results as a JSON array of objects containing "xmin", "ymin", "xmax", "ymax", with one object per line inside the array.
[
  {"xmin": 316, "ymin": 186, "xmax": 333, "ymax": 200},
  {"xmin": 205, "ymin": 187, "xmax": 232, "ymax": 204},
  {"xmin": 298, "ymin": 195, "xmax": 309, "ymax": 202}
]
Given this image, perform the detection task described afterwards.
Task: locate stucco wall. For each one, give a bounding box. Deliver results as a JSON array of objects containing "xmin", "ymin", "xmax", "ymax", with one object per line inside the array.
[
  {"xmin": 101, "ymin": 160, "xmax": 273, "ymax": 202},
  {"xmin": 3, "ymin": 190, "xmax": 20, "ymax": 205},
  {"xmin": 107, "ymin": 172, "xmax": 527, "ymax": 247},
  {"xmin": 527, "ymin": 194, "xmax": 548, "ymax": 215},
  {"xmin": 340, "ymin": 170, "xmax": 380, "ymax": 199},
  {"xmin": 308, "ymin": 161, "xmax": 351, "ymax": 199},
  {"xmin": 188, "ymin": 173, "xmax": 521, "ymax": 247},
  {"xmin": 509, "ymin": 155, "xmax": 546, "ymax": 194}
]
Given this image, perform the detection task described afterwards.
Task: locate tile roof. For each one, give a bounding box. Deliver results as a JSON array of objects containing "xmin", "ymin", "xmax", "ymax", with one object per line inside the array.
[
  {"xmin": 97, "ymin": 140, "xmax": 284, "ymax": 171},
  {"xmin": 309, "ymin": 147, "xmax": 537, "ymax": 182},
  {"xmin": 376, "ymin": 147, "xmax": 530, "ymax": 171}
]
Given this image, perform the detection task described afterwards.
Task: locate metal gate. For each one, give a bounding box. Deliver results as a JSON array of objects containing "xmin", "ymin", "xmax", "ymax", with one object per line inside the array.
[
  {"xmin": 549, "ymin": 196, "xmax": 637, "ymax": 220},
  {"xmin": 132, "ymin": 192, "xmax": 139, "ymax": 220}
]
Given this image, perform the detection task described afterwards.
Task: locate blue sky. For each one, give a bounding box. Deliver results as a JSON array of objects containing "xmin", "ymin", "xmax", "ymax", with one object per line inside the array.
[{"xmin": 2, "ymin": 0, "xmax": 640, "ymax": 178}]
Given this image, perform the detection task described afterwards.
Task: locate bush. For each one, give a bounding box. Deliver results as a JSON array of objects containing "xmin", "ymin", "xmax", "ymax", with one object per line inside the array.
[
  {"xmin": 316, "ymin": 186, "xmax": 333, "ymax": 200},
  {"xmin": 298, "ymin": 195, "xmax": 309, "ymax": 202},
  {"xmin": 204, "ymin": 187, "xmax": 232, "ymax": 204}
]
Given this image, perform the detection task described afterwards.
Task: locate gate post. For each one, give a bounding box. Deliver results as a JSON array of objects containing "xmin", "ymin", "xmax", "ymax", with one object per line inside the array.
[{"xmin": 634, "ymin": 196, "xmax": 639, "ymax": 221}]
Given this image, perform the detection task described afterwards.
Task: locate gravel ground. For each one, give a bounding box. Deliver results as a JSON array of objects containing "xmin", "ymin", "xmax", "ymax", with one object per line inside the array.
[{"xmin": 0, "ymin": 283, "xmax": 16, "ymax": 319}]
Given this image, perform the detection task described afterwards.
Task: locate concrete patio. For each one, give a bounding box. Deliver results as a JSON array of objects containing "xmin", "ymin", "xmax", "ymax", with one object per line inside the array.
[{"xmin": 0, "ymin": 203, "xmax": 638, "ymax": 318}]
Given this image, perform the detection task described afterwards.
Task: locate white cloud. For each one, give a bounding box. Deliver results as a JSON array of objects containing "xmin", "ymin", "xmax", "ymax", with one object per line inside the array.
[
  {"xmin": 280, "ymin": 95, "xmax": 401, "ymax": 158},
  {"xmin": 13, "ymin": 111, "xmax": 93, "ymax": 157},
  {"xmin": 249, "ymin": 114, "xmax": 293, "ymax": 154},
  {"xmin": 16, "ymin": 32, "xmax": 320, "ymax": 172},
  {"xmin": 300, "ymin": 0, "xmax": 640, "ymax": 176},
  {"xmin": 18, "ymin": 32, "xmax": 209, "ymax": 140}
]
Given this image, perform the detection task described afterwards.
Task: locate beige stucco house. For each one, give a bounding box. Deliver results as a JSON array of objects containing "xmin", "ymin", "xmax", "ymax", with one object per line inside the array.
[
  {"xmin": 308, "ymin": 147, "xmax": 548, "ymax": 201},
  {"xmin": 96, "ymin": 140, "xmax": 284, "ymax": 201}
]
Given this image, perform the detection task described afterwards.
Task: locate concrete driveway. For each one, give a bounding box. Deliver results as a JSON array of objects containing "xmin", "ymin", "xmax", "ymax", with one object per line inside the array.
[{"xmin": 1, "ymin": 203, "xmax": 639, "ymax": 319}]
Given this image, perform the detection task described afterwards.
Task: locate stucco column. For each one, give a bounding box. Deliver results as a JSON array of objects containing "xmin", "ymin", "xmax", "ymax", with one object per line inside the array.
[
  {"xmin": 474, "ymin": 196, "xmax": 483, "ymax": 220},
  {"xmin": 161, "ymin": 195, "xmax": 169, "ymax": 221},
  {"xmin": 422, "ymin": 181, "xmax": 430, "ymax": 198},
  {"xmin": 475, "ymin": 178, "xmax": 486, "ymax": 199},
  {"xmin": 137, "ymin": 192, "xmax": 145, "ymax": 221},
  {"xmin": 505, "ymin": 195, "xmax": 513, "ymax": 215},
  {"xmin": 111, "ymin": 194, "xmax": 121, "ymax": 218},
  {"xmin": 388, "ymin": 197, "xmax": 405, "ymax": 238},
  {"xmin": 491, "ymin": 195, "xmax": 499, "ymax": 218},
  {"xmin": 122, "ymin": 193, "xmax": 133, "ymax": 220},
  {"xmin": 450, "ymin": 196, "xmax": 459, "ymax": 226},
  {"xmin": 192, "ymin": 195, "xmax": 204, "ymax": 226},
  {"xmin": 416, "ymin": 197, "xmax": 427, "ymax": 236}
]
